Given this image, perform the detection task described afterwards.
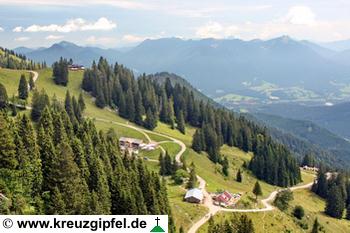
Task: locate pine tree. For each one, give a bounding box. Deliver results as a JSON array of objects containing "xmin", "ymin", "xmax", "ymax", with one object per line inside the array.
[
  {"xmin": 187, "ymin": 164, "xmax": 197, "ymax": 189},
  {"xmin": 31, "ymin": 89, "xmax": 50, "ymax": 121},
  {"xmin": 311, "ymin": 218, "xmax": 320, "ymax": 233},
  {"xmin": 176, "ymin": 110, "xmax": 185, "ymax": 134},
  {"xmin": 192, "ymin": 129, "xmax": 202, "ymax": 153},
  {"xmin": 53, "ymin": 58, "xmax": 69, "ymax": 86},
  {"xmin": 0, "ymin": 113, "xmax": 18, "ymax": 170},
  {"xmin": 253, "ymin": 181, "xmax": 262, "ymax": 201},
  {"xmin": 0, "ymin": 83, "xmax": 8, "ymax": 109},
  {"xmin": 236, "ymin": 169, "xmax": 243, "ymax": 183},
  {"xmin": 325, "ymin": 185, "xmax": 345, "ymax": 219},
  {"xmin": 78, "ymin": 93, "xmax": 86, "ymax": 112},
  {"xmin": 237, "ymin": 214, "xmax": 255, "ymax": 233},
  {"xmin": 18, "ymin": 74, "xmax": 28, "ymax": 99},
  {"xmin": 46, "ymin": 187, "xmax": 66, "ymax": 214},
  {"xmin": 222, "ymin": 157, "xmax": 229, "ymax": 176},
  {"xmin": 144, "ymin": 108, "xmax": 157, "ymax": 130},
  {"xmin": 29, "ymin": 74, "xmax": 35, "ymax": 90}
]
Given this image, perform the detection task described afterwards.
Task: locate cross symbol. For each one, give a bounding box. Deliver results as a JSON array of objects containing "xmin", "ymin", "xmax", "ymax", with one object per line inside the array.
[{"xmin": 155, "ymin": 217, "xmax": 160, "ymax": 226}]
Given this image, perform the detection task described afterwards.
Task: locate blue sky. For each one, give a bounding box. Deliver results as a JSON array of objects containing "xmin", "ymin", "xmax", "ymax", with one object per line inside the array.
[{"xmin": 0, "ymin": 0, "xmax": 350, "ymax": 49}]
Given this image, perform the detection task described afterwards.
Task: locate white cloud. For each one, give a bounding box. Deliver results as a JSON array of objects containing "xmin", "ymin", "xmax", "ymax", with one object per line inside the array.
[
  {"xmin": 24, "ymin": 17, "xmax": 116, "ymax": 33},
  {"xmin": 196, "ymin": 22, "xmax": 239, "ymax": 39},
  {"xmin": 13, "ymin": 26, "xmax": 23, "ymax": 32},
  {"xmin": 15, "ymin": 37, "xmax": 30, "ymax": 41},
  {"xmin": 282, "ymin": 6, "xmax": 316, "ymax": 26},
  {"xmin": 86, "ymin": 36, "xmax": 117, "ymax": 45},
  {"xmin": 45, "ymin": 35, "xmax": 64, "ymax": 40},
  {"xmin": 0, "ymin": 26, "xmax": 3, "ymax": 32}
]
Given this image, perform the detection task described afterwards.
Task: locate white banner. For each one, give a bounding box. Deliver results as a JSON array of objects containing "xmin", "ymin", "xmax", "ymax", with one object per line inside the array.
[{"xmin": 0, "ymin": 215, "xmax": 168, "ymax": 233}]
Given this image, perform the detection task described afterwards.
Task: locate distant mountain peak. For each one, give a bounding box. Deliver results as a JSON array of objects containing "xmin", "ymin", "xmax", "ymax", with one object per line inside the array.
[{"xmin": 56, "ymin": 41, "xmax": 79, "ymax": 48}]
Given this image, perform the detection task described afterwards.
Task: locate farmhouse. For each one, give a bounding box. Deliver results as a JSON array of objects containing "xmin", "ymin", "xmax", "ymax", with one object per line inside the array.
[
  {"xmin": 119, "ymin": 137, "xmax": 144, "ymax": 153},
  {"xmin": 68, "ymin": 64, "xmax": 85, "ymax": 71},
  {"xmin": 213, "ymin": 190, "xmax": 241, "ymax": 207},
  {"xmin": 184, "ymin": 188, "xmax": 204, "ymax": 203}
]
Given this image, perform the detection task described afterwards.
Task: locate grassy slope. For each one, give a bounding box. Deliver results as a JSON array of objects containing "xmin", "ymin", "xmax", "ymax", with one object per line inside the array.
[
  {"xmin": 198, "ymin": 189, "xmax": 350, "ymax": 233},
  {"xmin": 0, "ymin": 69, "xmax": 30, "ymax": 97}
]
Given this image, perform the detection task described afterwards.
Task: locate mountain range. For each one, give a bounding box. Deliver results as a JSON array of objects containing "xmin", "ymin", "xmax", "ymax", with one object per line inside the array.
[{"xmin": 15, "ymin": 37, "xmax": 350, "ymax": 103}]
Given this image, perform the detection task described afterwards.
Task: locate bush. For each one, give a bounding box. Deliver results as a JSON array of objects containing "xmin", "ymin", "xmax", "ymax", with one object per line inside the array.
[
  {"xmin": 173, "ymin": 169, "xmax": 188, "ymax": 185},
  {"xmin": 293, "ymin": 205, "xmax": 305, "ymax": 219},
  {"xmin": 273, "ymin": 189, "xmax": 294, "ymax": 211}
]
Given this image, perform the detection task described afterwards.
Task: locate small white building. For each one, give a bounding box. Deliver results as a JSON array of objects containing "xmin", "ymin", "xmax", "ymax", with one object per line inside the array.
[{"xmin": 184, "ymin": 188, "xmax": 204, "ymax": 203}]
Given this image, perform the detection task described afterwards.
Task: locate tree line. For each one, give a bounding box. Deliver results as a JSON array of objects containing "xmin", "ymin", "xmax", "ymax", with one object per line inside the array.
[
  {"xmin": 0, "ymin": 87, "xmax": 176, "ymax": 232},
  {"xmin": 80, "ymin": 57, "xmax": 301, "ymax": 187},
  {"xmin": 311, "ymin": 168, "xmax": 350, "ymax": 220},
  {"xmin": 0, "ymin": 47, "xmax": 46, "ymax": 70}
]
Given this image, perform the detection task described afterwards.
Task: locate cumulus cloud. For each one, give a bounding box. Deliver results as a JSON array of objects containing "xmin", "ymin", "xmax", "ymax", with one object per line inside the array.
[
  {"xmin": 13, "ymin": 26, "xmax": 23, "ymax": 32},
  {"xmin": 15, "ymin": 37, "xmax": 30, "ymax": 41},
  {"xmin": 0, "ymin": 26, "xmax": 4, "ymax": 32},
  {"xmin": 24, "ymin": 17, "xmax": 116, "ymax": 33},
  {"xmin": 195, "ymin": 5, "xmax": 350, "ymax": 41},
  {"xmin": 282, "ymin": 6, "xmax": 316, "ymax": 26},
  {"xmin": 45, "ymin": 35, "xmax": 64, "ymax": 40},
  {"xmin": 196, "ymin": 22, "xmax": 239, "ymax": 39}
]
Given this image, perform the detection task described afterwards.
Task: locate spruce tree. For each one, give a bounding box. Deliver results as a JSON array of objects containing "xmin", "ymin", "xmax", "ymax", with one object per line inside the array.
[
  {"xmin": 0, "ymin": 113, "xmax": 18, "ymax": 170},
  {"xmin": 187, "ymin": 164, "xmax": 197, "ymax": 189},
  {"xmin": 29, "ymin": 74, "xmax": 35, "ymax": 90},
  {"xmin": 18, "ymin": 74, "xmax": 28, "ymax": 100},
  {"xmin": 0, "ymin": 83, "xmax": 8, "ymax": 109},
  {"xmin": 325, "ymin": 185, "xmax": 345, "ymax": 219},
  {"xmin": 144, "ymin": 108, "xmax": 157, "ymax": 130},
  {"xmin": 192, "ymin": 129, "xmax": 202, "ymax": 153},
  {"xmin": 176, "ymin": 110, "xmax": 185, "ymax": 134},
  {"xmin": 78, "ymin": 93, "xmax": 86, "ymax": 112},
  {"xmin": 311, "ymin": 218, "xmax": 319, "ymax": 233},
  {"xmin": 236, "ymin": 169, "xmax": 243, "ymax": 182},
  {"xmin": 253, "ymin": 181, "xmax": 262, "ymax": 201}
]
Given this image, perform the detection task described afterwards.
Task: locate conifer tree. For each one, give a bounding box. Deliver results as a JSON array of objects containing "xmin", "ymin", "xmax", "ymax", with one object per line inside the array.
[
  {"xmin": 29, "ymin": 74, "xmax": 35, "ymax": 90},
  {"xmin": 222, "ymin": 157, "xmax": 229, "ymax": 176},
  {"xmin": 18, "ymin": 74, "xmax": 28, "ymax": 99},
  {"xmin": 236, "ymin": 169, "xmax": 243, "ymax": 182},
  {"xmin": 46, "ymin": 187, "xmax": 66, "ymax": 214},
  {"xmin": 176, "ymin": 110, "xmax": 185, "ymax": 134},
  {"xmin": 31, "ymin": 89, "xmax": 50, "ymax": 121},
  {"xmin": 0, "ymin": 83, "xmax": 8, "ymax": 109},
  {"xmin": 0, "ymin": 113, "xmax": 18, "ymax": 170},
  {"xmin": 78, "ymin": 93, "xmax": 85, "ymax": 112},
  {"xmin": 253, "ymin": 181, "xmax": 262, "ymax": 201},
  {"xmin": 144, "ymin": 108, "xmax": 157, "ymax": 130},
  {"xmin": 325, "ymin": 185, "xmax": 345, "ymax": 219},
  {"xmin": 192, "ymin": 129, "xmax": 202, "ymax": 152},
  {"xmin": 311, "ymin": 218, "xmax": 320, "ymax": 233},
  {"xmin": 187, "ymin": 164, "xmax": 197, "ymax": 189}
]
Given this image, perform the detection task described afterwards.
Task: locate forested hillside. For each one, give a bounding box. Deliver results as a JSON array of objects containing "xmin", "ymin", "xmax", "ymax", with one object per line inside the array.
[
  {"xmin": 81, "ymin": 57, "xmax": 301, "ymax": 187},
  {"xmin": 0, "ymin": 92, "xmax": 175, "ymax": 231},
  {"xmin": 0, "ymin": 47, "xmax": 45, "ymax": 70}
]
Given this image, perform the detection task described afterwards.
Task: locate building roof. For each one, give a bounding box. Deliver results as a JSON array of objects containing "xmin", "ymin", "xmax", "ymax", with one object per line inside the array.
[
  {"xmin": 119, "ymin": 137, "xmax": 143, "ymax": 144},
  {"xmin": 185, "ymin": 188, "xmax": 204, "ymax": 201}
]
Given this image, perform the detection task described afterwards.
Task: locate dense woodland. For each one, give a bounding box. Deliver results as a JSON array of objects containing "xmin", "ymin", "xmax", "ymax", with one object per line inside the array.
[
  {"xmin": 0, "ymin": 47, "xmax": 46, "ymax": 70},
  {"xmin": 311, "ymin": 168, "xmax": 350, "ymax": 220},
  {"xmin": 0, "ymin": 87, "xmax": 176, "ymax": 232},
  {"xmin": 81, "ymin": 57, "xmax": 301, "ymax": 187}
]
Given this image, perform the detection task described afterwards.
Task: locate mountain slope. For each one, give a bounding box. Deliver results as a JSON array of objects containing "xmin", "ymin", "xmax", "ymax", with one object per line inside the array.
[
  {"xmin": 251, "ymin": 112, "xmax": 350, "ymax": 168},
  {"xmin": 257, "ymin": 102, "xmax": 350, "ymax": 139}
]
